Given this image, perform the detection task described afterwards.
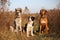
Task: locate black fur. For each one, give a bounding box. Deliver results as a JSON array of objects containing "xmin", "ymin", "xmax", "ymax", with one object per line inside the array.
[
  {"xmin": 28, "ymin": 16, "xmax": 35, "ymax": 21},
  {"xmin": 32, "ymin": 23, "xmax": 34, "ymax": 26},
  {"xmin": 31, "ymin": 17, "xmax": 35, "ymax": 21},
  {"xmin": 24, "ymin": 23, "xmax": 34, "ymax": 32},
  {"xmin": 24, "ymin": 23, "xmax": 27, "ymax": 32},
  {"xmin": 14, "ymin": 21, "xmax": 16, "ymax": 29}
]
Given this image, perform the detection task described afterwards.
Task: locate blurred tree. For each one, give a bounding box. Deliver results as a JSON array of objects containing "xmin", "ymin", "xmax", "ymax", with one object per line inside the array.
[
  {"xmin": 0, "ymin": 0, "xmax": 10, "ymax": 13},
  {"xmin": 23, "ymin": 6, "xmax": 30, "ymax": 14},
  {"xmin": 57, "ymin": 3, "xmax": 60, "ymax": 9}
]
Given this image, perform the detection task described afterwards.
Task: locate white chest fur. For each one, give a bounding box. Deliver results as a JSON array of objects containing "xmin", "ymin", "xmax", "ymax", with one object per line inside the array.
[
  {"xmin": 41, "ymin": 20, "xmax": 46, "ymax": 23},
  {"xmin": 15, "ymin": 18, "xmax": 21, "ymax": 24},
  {"xmin": 27, "ymin": 21, "xmax": 33, "ymax": 27}
]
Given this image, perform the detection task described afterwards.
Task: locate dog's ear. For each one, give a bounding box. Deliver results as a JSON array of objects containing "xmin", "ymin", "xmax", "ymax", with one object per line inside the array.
[
  {"xmin": 28, "ymin": 16, "xmax": 30, "ymax": 19},
  {"xmin": 15, "ymin": 9, "xmax": 18, "ymax": 18},
  {"xmin": 33, "ymin": 17, "xmax": 35, "ymax": 19},
  {"xmin": 15, "ymin": 9, "xmax": 17, "ymax": 12},
  {"xmin": 31, "ymin": 16, "xmax": 35, "ymax": 21},
  {"xmin": 32, "ymin": 16, "xmax": 35, "ymax": 19},
  {"xmin": 28, "ymin": 16, "xmax": 31, "ymax": 21},
  {"xmin": 15, "ymin": 8, "xmax": 17, "ymax": 14},
  {"xmin": 19, "ymin": 8, "xmax": 22, "ymax": 13}
]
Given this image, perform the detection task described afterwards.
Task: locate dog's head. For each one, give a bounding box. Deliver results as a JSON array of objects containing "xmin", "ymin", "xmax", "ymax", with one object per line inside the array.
[
  {"xmin": 28, "ymin": 16, "xmax": 35, "ymax": 21},
  {"xmin": 15, "ymin": 8, "xmax": 22, "ymax": 18},
  {"xmin": 40, "ymin": 9, "xmax": 47, "ymax": 16}
]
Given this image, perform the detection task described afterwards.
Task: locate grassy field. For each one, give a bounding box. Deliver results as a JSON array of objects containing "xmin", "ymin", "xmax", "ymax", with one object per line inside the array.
[{"xmin": 0, "ymin": 9, "xmax": 60, "ymax": 40}]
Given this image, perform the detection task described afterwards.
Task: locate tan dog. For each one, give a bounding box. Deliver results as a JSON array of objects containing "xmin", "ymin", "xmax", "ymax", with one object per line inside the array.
[
  {"xmin": 14, "ymin": 8, "xmax": 22, "ymax": 33},
  {"xmin": 39, "ymin": 9, "xmax": 49, "ymax": 34}
]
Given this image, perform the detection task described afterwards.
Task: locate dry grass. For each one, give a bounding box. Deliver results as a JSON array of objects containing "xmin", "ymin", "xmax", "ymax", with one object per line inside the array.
[{"xmin": 0, "ymin": 9, "xmax": 60, "ymax": 40}]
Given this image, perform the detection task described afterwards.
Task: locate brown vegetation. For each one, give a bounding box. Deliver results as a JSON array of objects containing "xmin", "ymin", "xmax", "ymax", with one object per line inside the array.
[{"xmin": 0, "ymin": 9, "xmax": 60, "ymax": 40}]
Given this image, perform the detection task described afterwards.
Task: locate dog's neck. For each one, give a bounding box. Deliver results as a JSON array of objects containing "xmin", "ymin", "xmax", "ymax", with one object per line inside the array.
[
  {"xmin": 41, "ymin": 15, "xmax": 47, "ymax": 18},
  {"xmin": 28, "ymin": 20, "xmax": 33, "ymax": 24}
]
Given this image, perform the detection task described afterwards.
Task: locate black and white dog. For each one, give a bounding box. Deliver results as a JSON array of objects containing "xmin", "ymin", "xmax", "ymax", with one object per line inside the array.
[{"xmin": 24, "ymin": 16, "xmax": 35, "ymax": 37}]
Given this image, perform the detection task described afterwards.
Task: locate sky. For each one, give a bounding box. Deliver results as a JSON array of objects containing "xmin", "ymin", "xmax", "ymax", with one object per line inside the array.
[{"xmin": 9, "ymin": 0, "xmax": 60, "ymax": 13}]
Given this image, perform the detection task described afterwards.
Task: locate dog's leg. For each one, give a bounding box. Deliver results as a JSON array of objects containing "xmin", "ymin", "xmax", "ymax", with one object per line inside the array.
[
  {"xmin": 45, "ymin": 24, "xmax": 49, "ymax": 34},
  {"xmin": 19, "ymin": 23, "xmax": 22, "ymax": 32},
  {"xmin": 14, "ymin": 24, "xmax": 18, "ymax": 33},
  {"xmin": 27, "ymin": 27, "xmax": 30, "ymax": 37},
  {"xmin": 45, "ymin": 18, "xmax": 49, "ymax": 34},
  {"xmin": 40, "ymin": 25, "xmax": 42, "ymax": 34},
  {"xmin": 31, "ymin": 27, "xmax": 34, "ymax": 36}
]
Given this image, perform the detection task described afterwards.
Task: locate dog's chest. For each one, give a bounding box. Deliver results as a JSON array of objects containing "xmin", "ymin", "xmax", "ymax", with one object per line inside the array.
[
  {"xmin": 15, "ymin": 18, "xmax": 21, "ymax": 23},
  {"xmin": 41, "ymin": 18, "xmax": 46, "ymax": 24},
  {"xmin": 27, "ymin": 21, "xmax": 33, "ymax": 27}
]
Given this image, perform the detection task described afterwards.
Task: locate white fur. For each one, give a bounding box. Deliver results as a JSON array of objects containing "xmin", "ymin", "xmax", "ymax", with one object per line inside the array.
[
  {"xmin": 15, "ymin": 18, "xmax": 22, "ymax": 32},
  {"xmin": 27, "ymin": 21, "xmax": 34, "ymax": 37}
]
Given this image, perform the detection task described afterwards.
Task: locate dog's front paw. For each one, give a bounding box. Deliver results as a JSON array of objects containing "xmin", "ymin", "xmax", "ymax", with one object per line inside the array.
[
  {"xmin": 31, "ymin": 34, "xmax": 34, "ymax": 36},
  {"xmin": 14, "ymin": 30, "xmax": 18, "ymax": 33},
  {"xmin": 19, "ymin": 30, "xmax": 22, "ymax": 32},
  {"xmin": 27, "ymin": 35, "xmax": 30, "ymax": 37}
]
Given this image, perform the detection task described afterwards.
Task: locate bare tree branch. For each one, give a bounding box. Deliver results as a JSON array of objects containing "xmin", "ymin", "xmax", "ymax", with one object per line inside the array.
[{"xmin": 0, "ymin": 0, "xmax": 10, "ymax": 13}]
